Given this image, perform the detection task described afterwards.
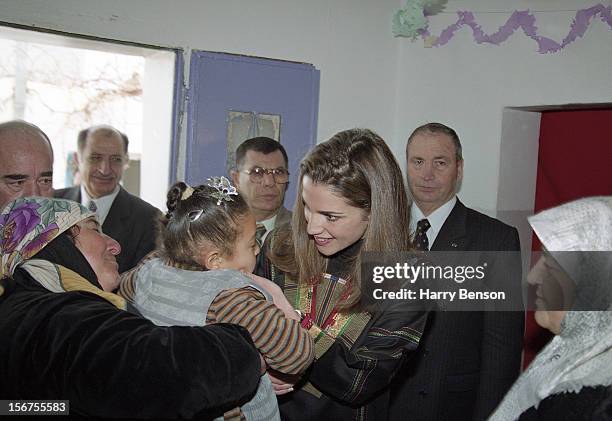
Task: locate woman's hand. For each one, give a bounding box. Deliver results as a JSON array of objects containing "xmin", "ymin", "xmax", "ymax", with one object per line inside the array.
[
  {"xmin": 267, "ymin": 370, "xmax": 301, "ymax": 395},
  {"xmin": 244, "ymin": 273, "xmax": 299, "ymax": 321}
]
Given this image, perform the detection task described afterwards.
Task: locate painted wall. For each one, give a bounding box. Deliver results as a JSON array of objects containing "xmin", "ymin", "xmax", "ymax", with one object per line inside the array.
[
  {"xmin": 1, "ymin": 0, "xmax": 611, "ymax": 216},
  {"xmin": 392, "ymin": 0, "xmax": 612, "ymax": 215}
]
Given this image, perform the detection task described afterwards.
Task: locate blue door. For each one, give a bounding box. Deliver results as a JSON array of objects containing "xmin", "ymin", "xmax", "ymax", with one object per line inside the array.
[{"xmin": 185, "ymin": 51, "xmax": 320, "ymax": 209}]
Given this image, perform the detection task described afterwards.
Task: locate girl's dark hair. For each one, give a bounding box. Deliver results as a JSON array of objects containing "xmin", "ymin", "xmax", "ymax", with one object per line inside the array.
[{"xmin": 160, "ymin": 181, "xmax": 251, "ymax": 267}]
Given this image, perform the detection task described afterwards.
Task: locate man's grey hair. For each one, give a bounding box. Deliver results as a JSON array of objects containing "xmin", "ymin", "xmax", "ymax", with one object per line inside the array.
[
  {"xmin": 406, "ymin": 122, "xmax": 463, "ymax": 162},
  {"xmin": 77, "ymin": 125, "xmax": 129, "ymax": 155}
]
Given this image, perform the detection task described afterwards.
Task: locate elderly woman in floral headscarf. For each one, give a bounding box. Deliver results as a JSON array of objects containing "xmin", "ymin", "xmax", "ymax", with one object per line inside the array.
[
  {"xmin": 489, "ymin": 197, "xmax": 612, "ymax": 421},
  {"xmin": 0, "ymin": 195, "xmax": 124, "ymax": 303},
  {"xmin": 0, "ymin": 197, "xmax": 266, "ymax": 418}
]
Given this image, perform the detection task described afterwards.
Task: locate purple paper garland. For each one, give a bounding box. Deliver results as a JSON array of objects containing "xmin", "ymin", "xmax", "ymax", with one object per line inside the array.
[{"xmin": 420, "ymin": 4, "xmax": 612, "ymax": 53}]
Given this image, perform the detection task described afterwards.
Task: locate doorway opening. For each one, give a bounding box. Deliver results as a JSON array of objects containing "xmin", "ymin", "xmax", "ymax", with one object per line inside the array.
[
  {"xmin": 497, "ymin": 103, "xmax": 612, "ymax": 253},
  {"xmin": 497, "ymin": 102, "xmax": 612, "ymax": 367}
]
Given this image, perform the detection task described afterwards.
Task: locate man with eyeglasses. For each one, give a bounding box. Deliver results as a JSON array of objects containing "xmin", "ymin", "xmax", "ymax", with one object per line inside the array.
[
  {"xmin": 231, "ymin": 137, "xmax": 291, "ymax": 275},
  {"xmin": 55, "ymin": 125, "xmax": 161, "ymax": 274}
]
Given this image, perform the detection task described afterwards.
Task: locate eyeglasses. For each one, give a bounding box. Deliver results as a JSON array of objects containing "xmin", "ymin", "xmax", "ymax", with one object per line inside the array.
[{"xmin": 243, "ymin": 167, "xmax": 290, "ymax": 184}]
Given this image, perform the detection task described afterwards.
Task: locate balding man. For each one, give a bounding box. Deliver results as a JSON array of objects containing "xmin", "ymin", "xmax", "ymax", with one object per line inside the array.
[
  {"xmin": 0, "ymin": 120, "xmax": 54, "ymax": 209},
  {"xmin": 55, "ymin": 125, "xmax": 160, "ymax": 273}
]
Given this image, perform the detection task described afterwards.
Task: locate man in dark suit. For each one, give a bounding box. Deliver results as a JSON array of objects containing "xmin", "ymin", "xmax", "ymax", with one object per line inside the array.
[
  {"xmin": 230, "ymin": 137, "xmax": 292, "ymax": 275},
  {"xmin": 390, "ymin": 123, "xmax": 524, "ymax": 420},
  {"xmin": 55, "ymin": 125, "xmax": 160, "ymax": 274}
]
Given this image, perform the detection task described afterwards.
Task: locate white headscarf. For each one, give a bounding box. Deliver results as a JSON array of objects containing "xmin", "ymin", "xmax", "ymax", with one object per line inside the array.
[{"xmin": 489, "ymin": 196, "xmax": 612, "ymax": 421}]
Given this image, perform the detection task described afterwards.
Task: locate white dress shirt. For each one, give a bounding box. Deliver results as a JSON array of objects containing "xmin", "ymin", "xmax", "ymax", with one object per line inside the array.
[
  {"xmin": 258, "ymin": 213, "xmax": 277, "ymax": 244},
  {"xmin": 410, "ymin": 196, "xmax": 457, "ymax": 248},
  {"xmin": 80, "ymin": 185, "xmax": 120, "ymax": 226}
]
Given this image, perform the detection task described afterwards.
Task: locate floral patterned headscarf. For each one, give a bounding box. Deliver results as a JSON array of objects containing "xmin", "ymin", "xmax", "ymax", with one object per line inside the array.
[{"xmin": 1, "ymin": 197, "xmax": 93, "ymax": 279}]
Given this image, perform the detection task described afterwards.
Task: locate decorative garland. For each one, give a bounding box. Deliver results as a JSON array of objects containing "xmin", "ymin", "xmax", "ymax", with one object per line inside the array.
[{"xmin": 393, "ymin": 2, "xmax": 612, "ymax": 54}]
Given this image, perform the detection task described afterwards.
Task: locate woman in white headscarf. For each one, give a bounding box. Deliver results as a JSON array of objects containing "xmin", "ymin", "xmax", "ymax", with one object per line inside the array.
[{"xmin": 489, "ymin": 196, "xmax": 612, "ymax": 420}]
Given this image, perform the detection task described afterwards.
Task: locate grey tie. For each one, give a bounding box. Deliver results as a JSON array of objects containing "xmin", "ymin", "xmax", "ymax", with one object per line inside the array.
[
  {"xmin": 87, "ymin": 200, "xmax": 98, "ymax": 213},
  {"xmin": 255, "ymin": 224, "xmax": 267, "ymax": 247},
  {"xmin": 414, "ymin": 218, "xmax": 431, "ymax": 251}
]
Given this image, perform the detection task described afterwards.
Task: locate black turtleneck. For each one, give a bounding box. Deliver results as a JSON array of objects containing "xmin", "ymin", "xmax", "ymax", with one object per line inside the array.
[{"xmin": 325, "ymin": 239, "xmax": 363, "ymax": 280}]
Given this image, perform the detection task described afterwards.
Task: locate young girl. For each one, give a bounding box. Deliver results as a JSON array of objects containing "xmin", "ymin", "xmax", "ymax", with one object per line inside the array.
[{"xmin": 121, "ymin": 177, "xmax": 314, "ymax": 421}]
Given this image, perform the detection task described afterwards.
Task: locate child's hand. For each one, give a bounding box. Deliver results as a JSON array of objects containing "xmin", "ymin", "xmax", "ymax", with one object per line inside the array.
[
  {"xmin": 243, "ymin": 273, "xmax": 299, "ymax": 321},
  {"xmin": 259, "ymin": 354, "xmax": 267, "ymax": 376}
]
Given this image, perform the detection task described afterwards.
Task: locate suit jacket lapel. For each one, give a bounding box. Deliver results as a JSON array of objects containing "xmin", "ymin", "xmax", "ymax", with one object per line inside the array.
[
  {"xmin": 431, "ymin": 199, "xmax": 468, "ymax": 251},
  {"xmin": 102, "ymin": 187, "xmax": 129, "ymax": 238}
]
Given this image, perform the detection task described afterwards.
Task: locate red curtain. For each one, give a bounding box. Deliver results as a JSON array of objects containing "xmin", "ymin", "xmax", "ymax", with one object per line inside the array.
[{"xmin": 523, "ymin": 108, "xmax": 612, "ymax": 367}]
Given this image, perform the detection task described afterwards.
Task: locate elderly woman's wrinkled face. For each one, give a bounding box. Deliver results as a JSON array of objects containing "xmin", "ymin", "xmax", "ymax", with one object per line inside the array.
[
  {"xmin": 528, "ymin": 253, "xmax": 575, "ymax": 334},
  {"xmin": 72, "ymin": 217, "xmax": 121, "ymax": 291}
]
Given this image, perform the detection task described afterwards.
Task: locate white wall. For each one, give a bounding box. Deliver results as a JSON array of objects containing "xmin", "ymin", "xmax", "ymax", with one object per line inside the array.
[
  {"xmin": 498, "ymin": 108, "xmax": 541, "ymax": 272},
  {"xmin": 1, "ymin": 0, "xmax": 611, "ymax": 217},
  {"xmin": 142, "ymin": 51, "xmax": 174, "ymax": 210},
  {"xmin": 392, "ymin": 0, "xmax": 612, "ymax": 215}
]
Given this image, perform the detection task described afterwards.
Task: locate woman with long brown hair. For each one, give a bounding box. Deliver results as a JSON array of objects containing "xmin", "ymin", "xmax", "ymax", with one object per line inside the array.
[{"xmin": 262, "ymin": 128, "xmax": 427, "ymax": 420}]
